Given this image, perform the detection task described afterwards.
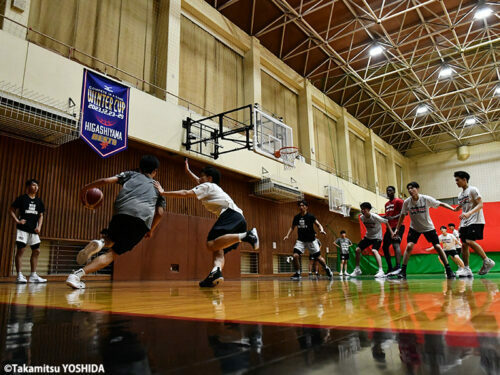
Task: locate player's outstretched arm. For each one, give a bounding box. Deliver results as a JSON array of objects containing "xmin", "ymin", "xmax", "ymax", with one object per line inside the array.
[
  {"xmin": 153, "ymin": 181, "xmax": 196, "ymax": 198},
  {"xmin": 80, "ymin": 177, "xmax": 118, "ymax": 206},
  {"xmin": 185, "ymin": 159, "xmax": 200, "ymax": 184},
  {"xmin": 438, "ymin": 202, "xmax": 456, "ymax": 211}
]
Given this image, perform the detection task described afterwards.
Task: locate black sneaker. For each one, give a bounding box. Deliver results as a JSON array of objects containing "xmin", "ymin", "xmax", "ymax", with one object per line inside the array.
[
  {"xmin": 398, "ymin": 272, "xmax": 407, "ymax": 280},
  {"xmin": 446, "ymin": 270, "xmax": 456, "ymax": 279},
  {"xmin": 242, "ymin": 228, "xmax": 259, "ymax": 250},
  {"xmin": 199, "ymin": 269, "xmax": 224, "ymax": 288},
  {"xmin": 290, "ymin": 272, "xmax": 301, "ymax": 281}
]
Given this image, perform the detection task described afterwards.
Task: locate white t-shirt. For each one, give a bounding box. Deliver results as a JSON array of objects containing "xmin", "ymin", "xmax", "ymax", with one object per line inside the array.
[
  {"xmin": 360, "ymin": 213, "xmax": 387, "ymax": 240},
  {"xmin": 192, "ymin": 182, "xmax": 242, "ymax": 217},
  {"xmin": 439, "ymin": 233, "xmax": 459, "ymax": 251},
  {"xmin": 458, "ymin": 186, "xmax": 485, "ymax": 227},
  {"xmin": 401, "ymin": 194, "xmax": 440, "ymax": 233}
]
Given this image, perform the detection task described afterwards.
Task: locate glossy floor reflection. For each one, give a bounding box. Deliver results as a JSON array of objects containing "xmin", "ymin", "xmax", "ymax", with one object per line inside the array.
[{"xmin": 0, "ymin": 276, "xmax": 499, "ymax": 374}]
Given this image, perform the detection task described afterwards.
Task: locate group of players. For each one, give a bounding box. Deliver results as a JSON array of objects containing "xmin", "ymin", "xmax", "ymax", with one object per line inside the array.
[
  {"xmin": 288, "ymin": 171, "xmax": 494, "ymax": 280},
  {"xmin": 9, "ymin": 154, "xmax": 494, "ymax": 288}
]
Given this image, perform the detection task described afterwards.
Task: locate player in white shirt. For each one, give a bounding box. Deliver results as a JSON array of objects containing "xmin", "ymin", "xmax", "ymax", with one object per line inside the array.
[
  {"xmin": 394, "ymin": 182, "xmax": 457, "ymax": 279},
  {"xmin": 453, "ymin": 171, "xmax": 495, "ymax": 276},
  {"xmin": 349, "ymin": 202, "xmax": 393, "ymax": 278},
  {"xmin": 425, "ymin": 226, "xmax": 465, "ymax": 274},
  {"xmin": 154, "ymin": 159, "xmax": 259, "ymax": 287}
]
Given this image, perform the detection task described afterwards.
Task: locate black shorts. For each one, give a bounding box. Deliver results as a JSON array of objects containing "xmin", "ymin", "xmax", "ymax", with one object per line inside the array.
[
  {"xmin": 340, "ymin": 253, "xmax": 350, "ymax": 261},
  {"xmin": 358, "ymin": 237, "xmax": 382, "ymax": 251},
  {"xmin": 103, "ymin": 214, "xmax": 149, "ymax": 255},
  {"xmin": 407, "ymin": 227, "xmax": 439, "ymax": 246},
  {"xmin": 459, "ymin": 224, "xmax": 484, "ymax": 242},
  {"xmin": 207, "ymin": 209, "xmax": 247, "ymax": 254},
  {"xmin": 383, "ymin": 225, "xmax": 405, "ymax": 245},
  {"xmin": 445, "ymin": 249, "xmax": 460, "ymax": 257}
]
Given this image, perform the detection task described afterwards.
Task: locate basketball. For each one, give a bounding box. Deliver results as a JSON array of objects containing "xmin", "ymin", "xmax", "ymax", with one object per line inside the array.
[{"xmin": 85, "ymin": 188, "xmax": 103, "ymax": 209}]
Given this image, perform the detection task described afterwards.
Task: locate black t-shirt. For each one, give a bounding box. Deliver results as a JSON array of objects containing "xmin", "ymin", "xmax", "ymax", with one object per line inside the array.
[
  {"xmin": 11, "ymin": 194, "xmax": 45, "ymax": 234},
  {"xmin": 292, "ymin": 212, "xmax": 317, "ymax": 242}
]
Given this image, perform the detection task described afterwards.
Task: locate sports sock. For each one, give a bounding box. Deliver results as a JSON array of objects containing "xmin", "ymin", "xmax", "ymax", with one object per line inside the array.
[
  {"xmin": 211, "ymin": 266, "xmax": 220, "ymax": 273},
  {"xmin": 238, "ymin": 232, "xmax": 247, "ymax": 240},
  {"xmin": 401, "ymin": 264, "xmax": 407, "ymax": 273},
  {"xmin": 74, "ymin": 269, "xmax": 86, "ymax": 278}
]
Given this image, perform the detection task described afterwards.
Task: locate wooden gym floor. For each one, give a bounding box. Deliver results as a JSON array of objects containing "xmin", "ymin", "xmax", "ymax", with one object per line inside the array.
[{"xmin": 1, "ymin": 276, "xmax": 499, "ymax": 374}]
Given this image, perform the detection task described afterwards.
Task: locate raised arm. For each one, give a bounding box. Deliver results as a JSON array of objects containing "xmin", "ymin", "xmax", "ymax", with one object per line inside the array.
[
  {"xmin": 315, "ymin": 220, "xmax": 327, "ymax": 235},
  {"xmin": 185, "ymin": 159, "xmax": 200, "ymax": 184},
  {"xmin": 80, "ymin": 176, "xmax": 118, "ymax": 205}
]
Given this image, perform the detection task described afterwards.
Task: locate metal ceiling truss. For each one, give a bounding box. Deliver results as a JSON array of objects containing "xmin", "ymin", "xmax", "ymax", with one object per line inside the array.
[{"xmin": 209, "ymin": 0, "xmax": 500, "ymax": 154}]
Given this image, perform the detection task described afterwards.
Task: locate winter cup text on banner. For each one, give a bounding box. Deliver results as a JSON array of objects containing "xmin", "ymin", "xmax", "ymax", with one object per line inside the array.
[{"xmin": 80, "ymin": 70, "xmax": 129, "ymax": 158}]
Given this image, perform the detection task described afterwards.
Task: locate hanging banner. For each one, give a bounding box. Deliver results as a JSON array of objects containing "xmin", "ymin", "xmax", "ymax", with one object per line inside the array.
[{"xmin": 80, "ymin": 70, "xmax": 129, "ymax": 158}]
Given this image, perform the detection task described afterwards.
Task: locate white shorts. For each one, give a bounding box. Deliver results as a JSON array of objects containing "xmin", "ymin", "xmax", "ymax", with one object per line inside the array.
[
  {"xmin": 294, "ymin": 239, "xmax": 320, "ymax": 255},
  {"xmin": 16, "ymin": 230, "xmax": 41, "ymax": 247}
]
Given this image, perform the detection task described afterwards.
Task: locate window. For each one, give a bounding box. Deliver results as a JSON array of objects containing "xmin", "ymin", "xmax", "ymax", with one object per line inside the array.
[{"xmin": 241, "ymin": 252, "xmax": 259, "ymax": 274}]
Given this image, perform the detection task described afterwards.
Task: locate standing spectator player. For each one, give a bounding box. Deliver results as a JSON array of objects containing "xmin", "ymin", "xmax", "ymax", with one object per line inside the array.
[
  {"xmin": 453, "ymin": 171, "xmax": 495, "ymax": 276},
  {"xmin": 334, "ymin": 230, "xmax": 353, "ymax": 276},
  {"xmin": 350, "ymin": 202, "xmax": 392, "ymax": 278},
  {"xmin": 383, "ymin": 186, "xmax": 404, "ymax": 276},
  {"xmin": 425, "ymin": 226, "xmax": 465, "ymax": 275},
  {"xmin": 448, "ymin": 223, "xmax": 462, "ymax": 261},
  {"xmin": 394, "ymin": 182, "xmax": 456, "ymax": 279},
  {"xmin": 9, "ymin": 179, "xmax": 46, "ymax": 283},
  {"xmin": 284, "ymin": 200, "xmax": 333, "ymax": 280}
]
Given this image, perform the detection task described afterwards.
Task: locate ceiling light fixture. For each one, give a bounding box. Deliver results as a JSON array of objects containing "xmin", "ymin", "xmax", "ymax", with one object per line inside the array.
[
  {"xmin": 416, "ymin": 105, "xmax": 429, "ymax": 115},
  {"xmin": 464, "ymin": 117, "xmax": 477, "ymax": 126},
  {"xmin": 474, "ymin": 5, "xmax": 493, "ymax": 20},
  {"xmin": 369, "ymin": 44, "xmax": 384, "ymax": 57},
  {"xmin": 438, "ymin": 65, "xmax": 454, "ymax": 79}
]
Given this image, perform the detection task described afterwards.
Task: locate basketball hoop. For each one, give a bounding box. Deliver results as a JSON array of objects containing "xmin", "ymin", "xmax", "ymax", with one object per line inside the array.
[
  {"xmin": 341, "ymin": 204, "xmax": 352, "ymax": 217},
  {"xmin": 274, "ymin": 146, "xmax": 299, "ymax": 169}
]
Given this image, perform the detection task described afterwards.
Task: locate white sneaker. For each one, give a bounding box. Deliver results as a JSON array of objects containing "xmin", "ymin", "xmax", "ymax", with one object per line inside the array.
[
  {"xmin": 374, "ymin": 269, "xmax": 385, "ymax": 278},
  {"xmin": 456, "ymin": 267, "xmax": 467, "ymax": 277},
  {"xmin": 29, "ymin": 272, "xmax": 47, "ymax": 283},
  {"xmin": 16, "ymin": 273, "xmax": 27, "ymax": 283},
  {"xmin": 339, "ymin": 271, "xmax": 344, "ymax": 276},
  {"xmin": 66, "ymin": 273, "xmax": 85, "ymax": 289},
  {"xmin": 350, "ymin": 268, "xmax": 362, "ymax": 277},
  {"xmin": 479, "ymin": 258, "xmax": 495, "ymax": 275},
  {"xmin": 77, "ymin": 239, "xmax": 104, "ymax": 265}
]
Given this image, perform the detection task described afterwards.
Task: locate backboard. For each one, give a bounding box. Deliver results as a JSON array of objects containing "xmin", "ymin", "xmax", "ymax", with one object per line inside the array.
[{"xmin": 253, "ymin": 105, "xmax": 295, "ymax": 168}]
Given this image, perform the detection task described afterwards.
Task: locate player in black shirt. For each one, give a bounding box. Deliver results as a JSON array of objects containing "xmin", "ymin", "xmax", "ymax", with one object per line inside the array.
[
  {"xmin": 9, "ymin": 179, "xmax": 46, "ymax": 283},
  {"xmin": 283, "ymin": 200, "xmax": 333, "ymax": 280}
]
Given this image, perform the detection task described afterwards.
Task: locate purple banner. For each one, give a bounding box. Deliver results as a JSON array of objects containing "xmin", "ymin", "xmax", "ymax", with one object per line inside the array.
[{"xmin": 80, "ymin": 70, "xmax": 129, "ymax": 158}]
